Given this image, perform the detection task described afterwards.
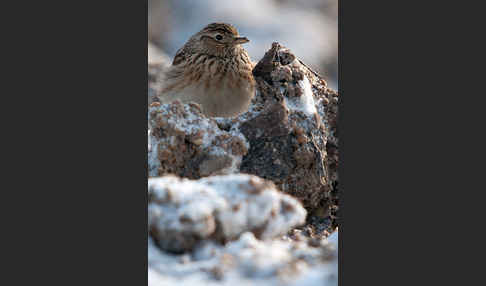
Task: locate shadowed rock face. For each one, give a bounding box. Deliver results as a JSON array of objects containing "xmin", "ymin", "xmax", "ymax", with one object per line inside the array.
[
  {"xmin": 239, "ymin": 42, "xmax": 339, "ymax": 232},
  {"xmin": 148, "ymin": 42, "xmax": 339, "ymax": 234}
]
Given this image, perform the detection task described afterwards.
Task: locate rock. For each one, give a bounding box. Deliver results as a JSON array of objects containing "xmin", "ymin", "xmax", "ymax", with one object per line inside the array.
[
  {"xmin": 148, "ymin": 174, "xmax": 306, "ymax": 253},
  {"xmin": 147, "ymin": 42, "xmax": 339, "ymax": 235},
  {"xmin": 221, "ymin": 42, "xmax": 339, "ymax": 232},
  {"xmin": 148, "ymin": 231, "xmax": 338, "ymax": 286},
  {"xmin": 241, "ymin": 42, "xmax": 339, "ymax": 231},
  {"xmin": 148, "ymin": 102, "xmax": 248, "ymax": 178}
]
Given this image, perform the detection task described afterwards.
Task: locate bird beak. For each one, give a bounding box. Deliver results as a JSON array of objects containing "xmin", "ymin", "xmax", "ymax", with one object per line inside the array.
[{"xmin": 234, "ymin": 37, "xmax": 249, "ymax": 45}]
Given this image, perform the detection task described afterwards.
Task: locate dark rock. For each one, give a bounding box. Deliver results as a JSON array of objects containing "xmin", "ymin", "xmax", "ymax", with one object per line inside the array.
[
  {"xmin": 242, "ymin": 43, "xmax": 339, "ymax": 232},
  {"xmin": 148, "ymin": 42, "xmax": 339, "ymax": 234}
]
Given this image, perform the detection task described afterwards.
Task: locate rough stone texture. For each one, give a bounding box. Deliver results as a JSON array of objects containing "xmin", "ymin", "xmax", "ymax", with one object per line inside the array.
[
  {"xmin": 148, "ymin": 231, "xmax": 338, "ymax": 286},
  {"xmin": 241, "ymin": 42, "xmax": 339, "ymax": 231},
  {"xmin": 213, "ymin": 43, "xmax": 339, "ymax": 233},
  {"xmin": 148, "ymin": 102, "xmax": 249, "ymax": 178},
  {"xmin": 148, "ymin": 174, "xmax": 306, "ymax": 253},
  {"xmin": 147, "ymin": 42, "xmax": 339, "ymax": 235}
]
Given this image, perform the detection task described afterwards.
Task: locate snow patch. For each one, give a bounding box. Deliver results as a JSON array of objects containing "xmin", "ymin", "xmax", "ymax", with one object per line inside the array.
[
  {"xmin": 284, "ymin": 75, "xmax": 317, "ymax": 116},
  {"xmin": 148, "ymin": 174, "xmax": 307, "ymax": 253},
  {"xmin": 148, "ymin": 231, "xmax": 338, "ymax": 286},
  {"xmin": 148, "ymin": 128, "xmax": 161, "ymax": 177}
]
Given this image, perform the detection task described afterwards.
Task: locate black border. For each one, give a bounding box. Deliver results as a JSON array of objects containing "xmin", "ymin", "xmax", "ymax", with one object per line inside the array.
[{"xmin": 11, "ymin": 1, "xmax": 148, "ymax": 284}]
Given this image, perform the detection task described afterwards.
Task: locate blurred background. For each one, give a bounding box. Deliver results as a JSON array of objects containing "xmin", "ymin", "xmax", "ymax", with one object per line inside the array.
[{"xmin": 148, "ymin": 0, "xmax": 338, "ymax": 89}]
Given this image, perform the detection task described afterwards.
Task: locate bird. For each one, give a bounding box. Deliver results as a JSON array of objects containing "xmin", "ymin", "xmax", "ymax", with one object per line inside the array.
[{"xmin": 157, "ymin": 23, "xmax": 256, "ymax": 117}]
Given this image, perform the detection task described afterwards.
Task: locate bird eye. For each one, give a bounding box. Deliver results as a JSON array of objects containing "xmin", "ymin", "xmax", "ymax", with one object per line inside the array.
[{"xmin": 215, "ymin": 35, "xmax": 223, "ymax": 40}]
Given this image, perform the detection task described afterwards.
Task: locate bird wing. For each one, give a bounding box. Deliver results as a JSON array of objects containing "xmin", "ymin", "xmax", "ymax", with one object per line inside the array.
[{"xmin": 172, "ymin": 47, "xmax": 187, "ymax": 66}]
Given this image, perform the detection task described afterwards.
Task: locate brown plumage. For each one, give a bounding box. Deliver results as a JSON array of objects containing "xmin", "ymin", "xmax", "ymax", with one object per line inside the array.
[{"xmin": 158, "ymin": 23, "xmax": 256, "ymax": 117}]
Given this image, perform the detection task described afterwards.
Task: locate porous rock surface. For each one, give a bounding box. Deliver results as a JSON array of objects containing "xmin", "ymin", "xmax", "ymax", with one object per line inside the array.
[
  {"xmin": 148, "ymin": 42, "xmax": 339, "ymax": 234},
  {"xmin": 237, "ymin": 42, "xmax": 339, "ymax": 228},
  {"xmin": 148, "ymin": 174, "xmax": 306, "ymax": 253},
  {"xmin": 148, "ymin": 102, "xmax": 249, "ymax": 178}
]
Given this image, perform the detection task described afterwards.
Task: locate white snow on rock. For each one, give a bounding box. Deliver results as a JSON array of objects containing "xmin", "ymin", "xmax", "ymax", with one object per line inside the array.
[
  {"xmin": 327, "ymin": 229, "xmax": 338, "ymax": 246},
  {"xmin": 148, "ymin": 127, "xmax": 161, "ymax": 177},
  {"xmin": 284, "ymin": 75, "xmax": 317, "ymax": 116},
  {"xmin": 147, "ymin": 102, "xmax": 249, "ymax": 178},
  {"xmin": 148, "ymin": 174, "xmax": 306, "ymax": 253},
  {"xmin": 148, "ymin": 231, "xmax": 338, "ymax": 286}
]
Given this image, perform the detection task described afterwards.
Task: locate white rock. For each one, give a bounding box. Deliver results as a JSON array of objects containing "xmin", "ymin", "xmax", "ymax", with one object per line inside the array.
[
  {"xmin": 148, "ymin": 174, "xmax": 306, "ymax": 253},
  {"xmin": 148, "ymin": 232, "xmax": 338, "ymax": 286}
]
